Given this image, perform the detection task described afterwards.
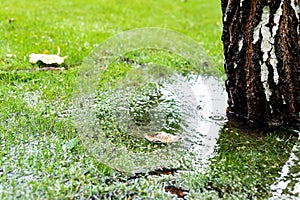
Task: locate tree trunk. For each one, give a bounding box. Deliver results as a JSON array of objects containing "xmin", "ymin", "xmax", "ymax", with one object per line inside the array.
[{"xmin": 221, "ymin": 0, "xmax": 300, "ymax": 128}]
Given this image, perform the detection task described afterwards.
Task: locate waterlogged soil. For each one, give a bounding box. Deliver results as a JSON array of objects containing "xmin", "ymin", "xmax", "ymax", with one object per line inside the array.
[
  {"xmin": 0, "ymin": 67, "xmax": 298, "ymax": 199},
  {"xmin": 75, "ymin": 62, "xmax": 297, "ymax": 198},
  {"xmin": 217, "ymin": 126, "xmax": 299, "ymax": 199},
  {"xmin": 72, "ymin": 49, "xmax": 299, "ymax": 198},
  {"xmin": 95, "ymin": 127, "xmax": 298, "ymax": 199},
  {"xmin": 78, "ymin": 71, "xmax": 228, "ymax": 173},
  {"xmin": 270, "ymin": 130, "xmax": 300, "ymax": 199}
]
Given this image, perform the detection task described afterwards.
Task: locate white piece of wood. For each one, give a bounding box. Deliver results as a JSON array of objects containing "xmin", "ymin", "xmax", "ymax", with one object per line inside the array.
[
  {"xmin": 29, "ymin": 54, "xmax": 67, "ymax": 65},
  {"xmin": 29, "ymin": 47, "xmax": 67, "ymax": 65}
]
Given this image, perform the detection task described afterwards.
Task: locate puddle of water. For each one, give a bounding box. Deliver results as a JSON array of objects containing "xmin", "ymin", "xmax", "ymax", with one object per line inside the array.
[
  {"xmin": 72, "ymin": 28, "xmax": 227, "ymax": 175},
  {"xmin": 75, "ymin": 66, "xmax": 227, "ymax": 174}
]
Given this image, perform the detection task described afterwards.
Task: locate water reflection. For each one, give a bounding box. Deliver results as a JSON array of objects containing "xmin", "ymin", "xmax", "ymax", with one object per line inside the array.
[
  {"xmin": 271, "ymin": 130, "xmax": 300, "ymax": 199},
  {"xmin": 76, "ymin": 69, "xmax": 227, "ymax": 173},
  {"xmin": 73, "ymin": 28, "xmax": 228, "ymax": 174}
]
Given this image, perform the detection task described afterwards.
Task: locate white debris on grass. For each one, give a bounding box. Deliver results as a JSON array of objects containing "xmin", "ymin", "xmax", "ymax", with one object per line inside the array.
[{"xmin": 29, "ymin": 47, "xmax": 67, "ymax": 65}]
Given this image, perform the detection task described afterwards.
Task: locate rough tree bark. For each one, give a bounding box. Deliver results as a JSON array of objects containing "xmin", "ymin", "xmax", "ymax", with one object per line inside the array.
[{"xmin": 221, "ymin": 0, "xmax": 300, "ymax": 128}]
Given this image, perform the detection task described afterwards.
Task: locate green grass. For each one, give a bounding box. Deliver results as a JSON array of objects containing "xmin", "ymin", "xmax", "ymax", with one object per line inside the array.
[
  {"xmin": 0, "ymin": 0, "xmax": 298, "ymax": 199},
  {"xmin": 0, "ymin": 0, "xmax": 223, "ymax": 71},
  {"xmin": 185, "ymin": 128, "xmax": 297, "ymax": 199}
]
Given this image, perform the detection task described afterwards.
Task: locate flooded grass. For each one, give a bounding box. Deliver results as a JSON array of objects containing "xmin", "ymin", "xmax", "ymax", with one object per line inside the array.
[
  {"xmin": 1, "ymin": 0, "xmax": 299, "ymax": 199},
  {"xmin": 0, "ymin": 58, "xmax": 298, "ymax": 199},
  {"xmin": 195, "ymin": 127, "xmax": 298, "ymax": 199},
  {"xmin": 0, "ymin": 70, "xmax": 114, "ymax": 199}
]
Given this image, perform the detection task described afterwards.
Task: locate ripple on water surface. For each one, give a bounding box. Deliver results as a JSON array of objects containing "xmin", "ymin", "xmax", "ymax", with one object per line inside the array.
[{"xmin": 75, "ymin": 68, "xmax": 227, "ymax": 173}]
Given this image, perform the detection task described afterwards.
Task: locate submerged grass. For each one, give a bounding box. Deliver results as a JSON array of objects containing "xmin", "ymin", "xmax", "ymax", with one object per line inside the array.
[
  {"xmin": 196, "ymin": 127, "xmax": 297, "ymax": 199},
  {"xmin": 0, "ymin": 0, "xmax": 298, "ymax": 199},
  {"xmin": 0, "ymin": 70, "xmax": 114, "ymax": 199},
  {"xmin": 174, "ymin": 127, "xmax": 297, "ymax": 199}
]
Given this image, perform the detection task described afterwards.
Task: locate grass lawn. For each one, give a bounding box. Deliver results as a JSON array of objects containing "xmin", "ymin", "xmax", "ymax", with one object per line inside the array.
[
  {"xmin": 0, "ymin": 0, "xmax": 298, "ymax": 199},
  {"xmin": 0, "ymin": 0, "xmax": 223, "ymax": 71}
]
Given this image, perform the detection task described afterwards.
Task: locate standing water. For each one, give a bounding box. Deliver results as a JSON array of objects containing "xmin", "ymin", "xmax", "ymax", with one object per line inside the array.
[
  {"xmin": 72, "ymin": 28, "xmax": 300, "ymax": 199},
  {"xmin": 73, "ymin": 28, "xmax": 227, "ymax": 174},
  {"xmin": 271, "ymin": 130, "xmax": 300, "ymax": 199},
  {"xmin": 74, "ymin": 66, "xmax": 227, "ymax": 173}
]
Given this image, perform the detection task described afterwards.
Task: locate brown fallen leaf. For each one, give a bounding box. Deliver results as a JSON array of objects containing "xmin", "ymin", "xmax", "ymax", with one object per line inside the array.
[
  {"xmin": 144, "ymin": 132, "xmax": 180, "ymax": 143},
  {"xmin": 165, "ymin": 186, "xmax": 188, "ymax": 198},
  {"xmin": 114, "ymin": 167, "xmax": 124, "ymax": 174}
]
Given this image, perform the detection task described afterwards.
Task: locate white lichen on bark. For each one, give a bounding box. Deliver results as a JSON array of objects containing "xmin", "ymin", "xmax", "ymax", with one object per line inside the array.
[
  {"xmin": 223, "ymin": 14, "xmax": 227, "ymax": 23},
  {"xmin": 240, "ymin": 0, "xmax": 244, "ymax": 8},
  {"xmin": 253, "ymin": 2, "xmax": 285, "ymax": 101},
  {"xmin": 234, "ymin": 63, "xmax": 237, "ymax": 69},
  {"xmin": 238, "ymin": 39, "xmax": 243, "ymax": 51},
  {"xmin": 261, "ymin": 63, "xmax": 273, "ymax": 101},
  {"xmin": 291, "ymin": 0, "xmax": 300, "ymax": 34},
  {"xmin": 272, "ymin": 1, "xmax": 283, "ymax": 37}
]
